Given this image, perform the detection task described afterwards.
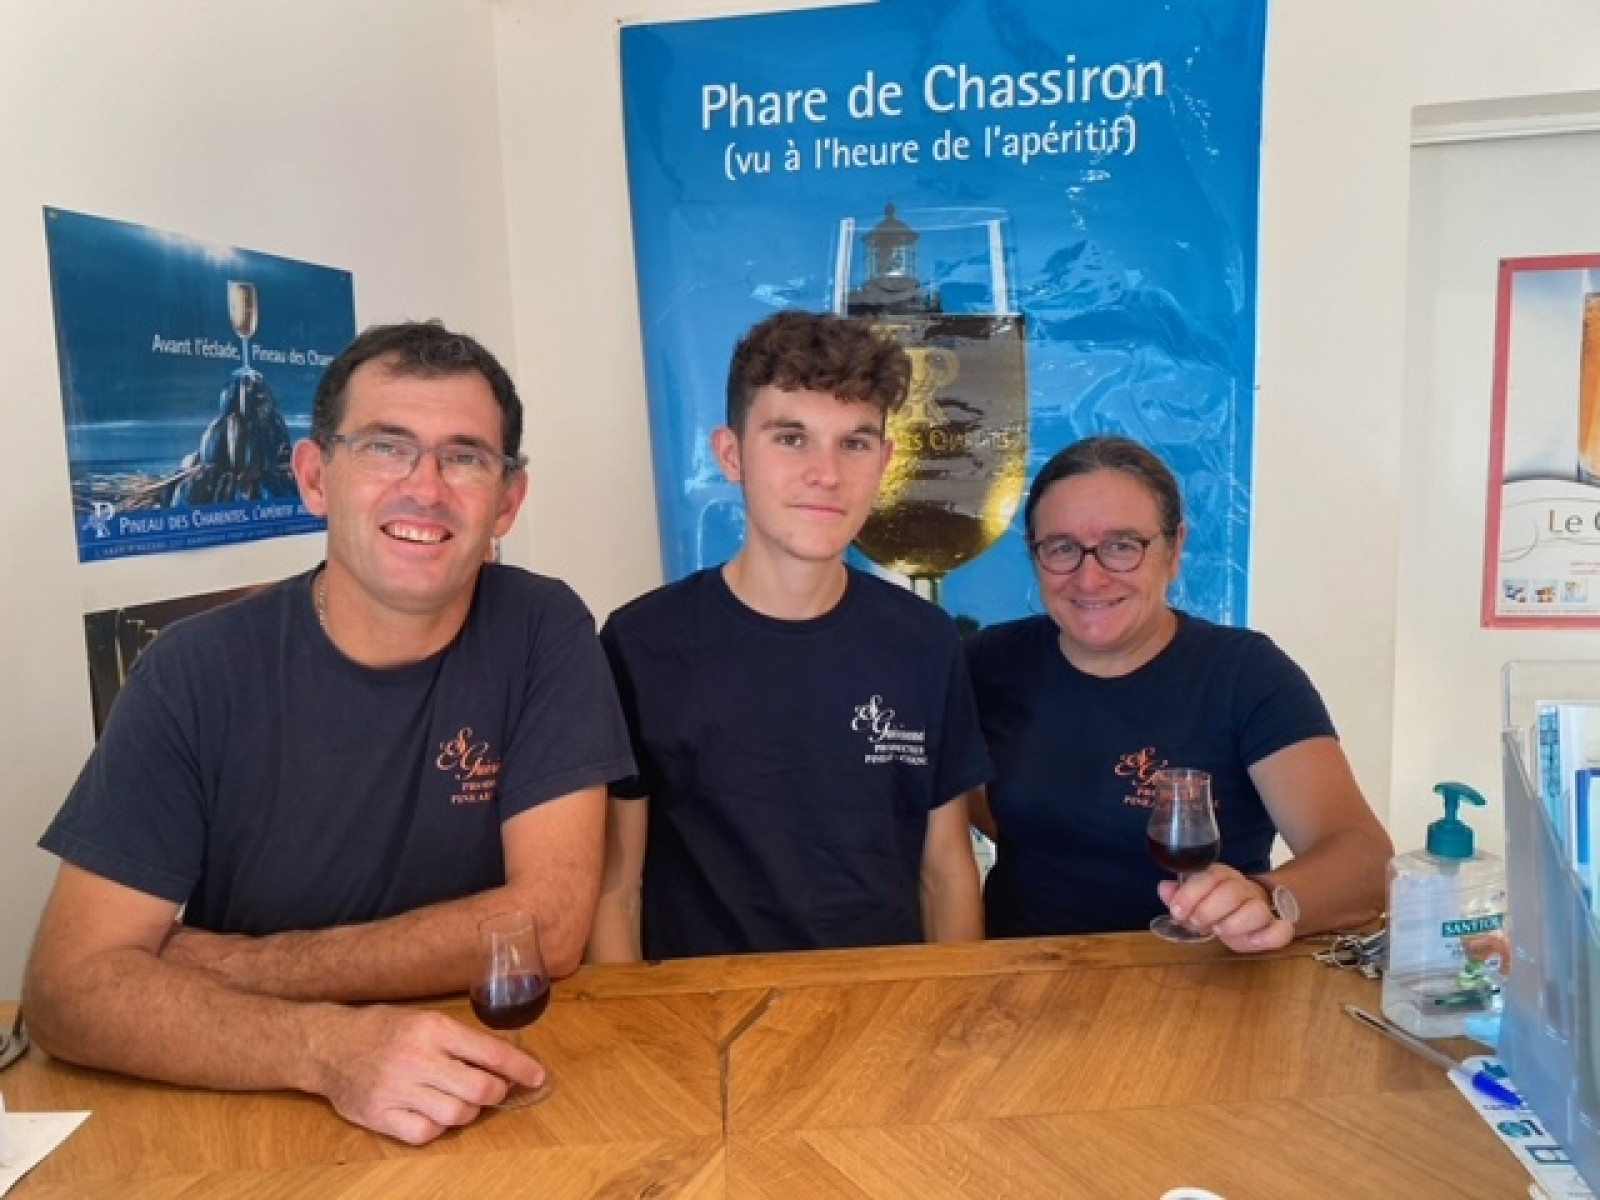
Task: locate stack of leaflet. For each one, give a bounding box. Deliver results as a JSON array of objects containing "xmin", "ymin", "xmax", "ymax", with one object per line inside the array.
[{"xmin": 1535, "ymin": 701, "xmax": 1600, "ymax": 907}]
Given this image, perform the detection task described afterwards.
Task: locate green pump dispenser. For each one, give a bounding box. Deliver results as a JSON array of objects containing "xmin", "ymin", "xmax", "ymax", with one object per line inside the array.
[{"xmin": 1425, "ymin": 781, "xmax": 1487, "ymax": 860}]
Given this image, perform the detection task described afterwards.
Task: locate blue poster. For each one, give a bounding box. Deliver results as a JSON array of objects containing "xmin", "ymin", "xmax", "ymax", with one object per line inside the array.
[
  {"xmin": 620, "ymin": 0, "xmax": 1265, "ymax": 627},
  {"xmin": 45, "ymin": 208, "xmax": 357, "ymax": 563}
]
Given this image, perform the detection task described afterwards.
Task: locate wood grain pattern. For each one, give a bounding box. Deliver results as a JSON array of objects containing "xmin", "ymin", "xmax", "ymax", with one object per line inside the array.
[
  {"xmin": 0, "ymin": 935, "xmax": 1529, "ymax": 1197},
  {"xmin": 722, "ymin": 957, "xmax": 1455, "ymax": 1135},
  {"xmin": 730, "ymin": 1092, "xmax": 1523, "ymax": 1200},
  {"xmin": 562, "ymin": 930, "xmax": 1279, "ymax": 1000},
  {"xmin": 15, "ymin": 1138, "xmax": 726, "ymax": 1200}
]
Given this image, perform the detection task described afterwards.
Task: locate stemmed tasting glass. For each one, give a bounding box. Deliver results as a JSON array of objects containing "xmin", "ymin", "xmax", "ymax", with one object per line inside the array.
[
  {"xmin": 1145, "ymin": 768, "xmax": 1220, "ymax": 944},
  {"xmin": 470, "ymin": 910, "xmax": 554, "ymax": 1108},
  {"xmin": 226, "ymin": 280, "xmax": 259, "ymax": 372}
]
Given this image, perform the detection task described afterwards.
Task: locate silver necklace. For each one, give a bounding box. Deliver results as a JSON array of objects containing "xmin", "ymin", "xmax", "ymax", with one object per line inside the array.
[{"xmin": 314, "ymin": 571, "xmax": 328, "ymax": 630}]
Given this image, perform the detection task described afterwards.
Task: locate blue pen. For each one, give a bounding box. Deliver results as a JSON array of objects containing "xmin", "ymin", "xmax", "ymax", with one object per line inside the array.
[{"xmin": 1343, "ymin": 1005, "xmax": 1522, "ymax": 1106}]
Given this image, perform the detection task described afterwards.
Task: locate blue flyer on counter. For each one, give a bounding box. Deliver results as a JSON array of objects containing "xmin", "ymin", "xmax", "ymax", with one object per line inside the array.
[{"xmin": 1451, "ymin": 1056, "xmax": 1596, "ymax": 1199}]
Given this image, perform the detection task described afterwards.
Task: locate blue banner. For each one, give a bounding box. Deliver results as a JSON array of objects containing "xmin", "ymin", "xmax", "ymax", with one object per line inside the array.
[
  {"xmin": 621, "ymin": 0, "xmax": 1265, "ymax": 627},
  {"xmin": 45, "ymin": 208, "xmax": 356, "ymax": 563}
]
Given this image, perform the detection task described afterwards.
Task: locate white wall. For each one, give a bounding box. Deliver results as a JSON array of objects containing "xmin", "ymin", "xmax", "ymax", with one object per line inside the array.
[
  {"xmin": 490, "ymin": 0, "xmax": 855, "ymax": 620},
  {"xmin": 0, "ymin": 0, "xmax": 515, "ymax": 997},
  {"xmin": 1396, "ymin": 126, "xmax": 1600, "ymax": 860},
  {"xmin": 1253, "ymin": 3, "xmax": 1600, "ymax": 866},
  {"xmin": 6, "ymin": 0, "xmax": 1600, "ymax": 995}
]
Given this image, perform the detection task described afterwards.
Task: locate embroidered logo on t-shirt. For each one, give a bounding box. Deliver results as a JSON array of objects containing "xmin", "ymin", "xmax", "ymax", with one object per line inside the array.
[
  {"xmin": 851, "ymin": 694, "xmax": 928, "ymax": 767},
  {"xmin": 1113, "ymin": 746, "xmax": 1167, "ymax": 808},
  {"xmin": 436, "ymin": 726, "xmax": 502, "ymax": 806}
]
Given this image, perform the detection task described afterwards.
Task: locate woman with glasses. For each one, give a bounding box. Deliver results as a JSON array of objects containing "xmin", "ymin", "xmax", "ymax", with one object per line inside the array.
[{"xmin": 965, "ymin": 436, "xmax": 1391, "ymax": 952}]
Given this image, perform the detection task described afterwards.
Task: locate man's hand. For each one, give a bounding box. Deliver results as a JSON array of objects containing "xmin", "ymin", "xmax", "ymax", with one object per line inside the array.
[
  {"xmin": 25, "ymin": 866, "xmax": 547, "ymax": 1147},
  {"xmin": 304, "ymin": 1006, "xmax": 547, "ymax": 1146},
  {"xmin": 1158, "ymin": 865, "xmax": 1294, "ymax": 954}
]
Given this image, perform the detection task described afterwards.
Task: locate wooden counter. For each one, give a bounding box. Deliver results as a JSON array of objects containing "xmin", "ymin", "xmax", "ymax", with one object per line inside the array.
[{"xmin": 1, "ymin": 935, "xmax": 1528, "ymax": 1198}]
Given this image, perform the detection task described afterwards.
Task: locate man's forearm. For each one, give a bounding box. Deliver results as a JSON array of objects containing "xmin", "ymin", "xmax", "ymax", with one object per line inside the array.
[
  {"xmin": 585, "ymin": 885, "xmax": 643, "ymax": 964},
  {"xmin": 25, "ymin": 944, "xmax": 337, "ymax": 1095},
  {"xmin": 159, "ymin": 784, "xmax": 609, "ymax": 1002},
  {"xmin": 163, "ymin": 881, "xmax": 595, "ymax": 1002},
  {"xmin": 27, "ymin": 940, "xmax": 549, "ymax": 1145},
  {"xmin": 921, "ymin": 854, "xmax": 984, "ymax": 943},
  {"xmin": 923, "ymin": 879, "xmax": 984, "ymax": 942},
  {"xmin": 921, "ymin": 796, "xmax": 985, "ymax": 943}
]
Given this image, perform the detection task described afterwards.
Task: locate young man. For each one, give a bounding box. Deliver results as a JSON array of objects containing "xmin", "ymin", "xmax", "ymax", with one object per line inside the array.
[
  {"xmin": 24, "ymin": 322, "xmax": 634, "ymax": 1145},
  {"xmin": 588, "ymin": 310, "xmax": 988, "ymax": 962}
]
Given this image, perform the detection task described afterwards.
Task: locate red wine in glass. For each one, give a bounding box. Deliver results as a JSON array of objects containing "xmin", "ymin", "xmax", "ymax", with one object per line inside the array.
[
  {"xmin": 473, "ymin": 911, "xmax": 555, "ymax": 1107},
  {"xmin": 1145, "ymin": 836, "xmax": 1221, "ymax": 877},
  {"xmin": 470, "ymin": 969, "xmax": 550, "ymax": 1030},
  {"xmin": 1146, "ymin": 768, "xmax": 1220, "ymax": 943}
]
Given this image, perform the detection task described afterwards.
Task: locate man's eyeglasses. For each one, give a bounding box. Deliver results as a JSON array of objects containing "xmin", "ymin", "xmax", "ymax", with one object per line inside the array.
[
  {"xmin": 323, "ymin": 433, "xmax": 524, "ymax": 489},
  {"xmin": 1029, "ymin": 533, "xmax": 1165, "ymax": 576}
]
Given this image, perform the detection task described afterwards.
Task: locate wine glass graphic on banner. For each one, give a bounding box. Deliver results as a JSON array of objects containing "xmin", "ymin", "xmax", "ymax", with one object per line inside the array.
[
  {"xmin": 227, "ymin": 280, "xmax": 259, "ymax": 373},
  {"xmin": 830, "ymin": 204, "xmax": 1029, "ymax": 607}
]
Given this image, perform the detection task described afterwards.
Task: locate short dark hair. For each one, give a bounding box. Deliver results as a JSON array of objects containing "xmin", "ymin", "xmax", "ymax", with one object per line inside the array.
[
  {"xmin": 724, "ymin": 310, "xmax": 911, "ymax": 433},
  {"xmin": 1024, "ymin": 435, "xmax": 1184, "ymax": 539},
  {"xmin": 311, "ymin": 321, "xmax": 523, "ymax": 458}
]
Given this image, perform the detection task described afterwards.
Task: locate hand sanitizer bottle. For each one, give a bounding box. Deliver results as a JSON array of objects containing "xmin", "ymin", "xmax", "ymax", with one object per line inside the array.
[{"xmin": 1382, "ymin": 781, "xmax": 1509, "ymax": 1038}]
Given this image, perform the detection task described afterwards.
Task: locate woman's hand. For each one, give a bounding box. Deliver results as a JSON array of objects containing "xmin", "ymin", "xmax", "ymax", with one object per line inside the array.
[{"xmin": 1158, "ymin": 865, "xmax": 1295, "ymax": 953}]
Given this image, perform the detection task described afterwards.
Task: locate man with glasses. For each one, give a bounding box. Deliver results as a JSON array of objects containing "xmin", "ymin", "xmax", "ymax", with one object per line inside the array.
[
  {"xmin": 24, "ymin": 322, "xmax": 634, "ymax": 1144},
  {"xmin": 587, "ymin": 310, "xmax": 989, "ymax": 963}
]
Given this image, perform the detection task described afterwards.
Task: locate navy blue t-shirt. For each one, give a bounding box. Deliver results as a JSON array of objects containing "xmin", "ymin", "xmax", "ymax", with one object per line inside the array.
[
  {"xmin": 601, "ymin": 568, "xmax": 992, "ymax": 959},
  {"xmin": 965, "ymin": 612, "xmax": 1336, "ymax": 937},
  {"xmin": 41, "ymin": 565, "xmax": 635, "ymax": 934}
]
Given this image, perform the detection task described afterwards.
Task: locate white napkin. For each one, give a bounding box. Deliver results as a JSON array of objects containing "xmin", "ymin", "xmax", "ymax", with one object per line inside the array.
[{"xmin": 0, "ymin": 1094, "xmax": 92, "ymax": 1198}]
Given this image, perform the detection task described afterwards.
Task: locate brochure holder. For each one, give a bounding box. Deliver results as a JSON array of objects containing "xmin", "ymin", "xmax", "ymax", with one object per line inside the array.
[{"xmin": 1501, "ymin": 661, "xmax": 1600, "ymax": 1190}]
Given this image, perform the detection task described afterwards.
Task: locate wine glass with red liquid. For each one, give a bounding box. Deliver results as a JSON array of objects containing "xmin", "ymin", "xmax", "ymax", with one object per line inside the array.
[
  {"xmin": 1146, "ymin": 768, "xmax": 1220, "ymax": 943},
  {"xmin": 471, "ymin": 910, "xmax": 553, "ymax": 1107}
]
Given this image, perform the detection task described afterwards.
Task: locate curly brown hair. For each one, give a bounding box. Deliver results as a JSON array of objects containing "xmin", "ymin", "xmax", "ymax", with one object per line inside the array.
[{"xmin": 724, "ymin": 310, "xmax": 911, "ymax": 434}]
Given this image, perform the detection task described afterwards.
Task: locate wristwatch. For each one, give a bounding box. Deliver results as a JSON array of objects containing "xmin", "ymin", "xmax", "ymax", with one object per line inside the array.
[{"xmin": 1265, "ymin": 882, "xmax": 1300, "ymax": 926}]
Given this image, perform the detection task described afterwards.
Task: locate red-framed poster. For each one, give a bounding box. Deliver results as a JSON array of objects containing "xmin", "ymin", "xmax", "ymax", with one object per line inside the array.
[{"xmin": 1484, "ymin": 253, "xmax": 1600, "ymax": 628}]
